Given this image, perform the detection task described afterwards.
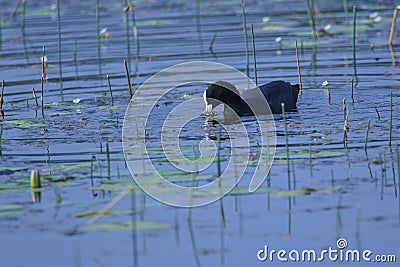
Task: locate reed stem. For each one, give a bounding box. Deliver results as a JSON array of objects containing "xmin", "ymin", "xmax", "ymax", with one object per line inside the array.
[
  {"xmin": 306, "ymin": 0, "xmax": 317, "ymax": 42},
  {"xmin": 217, "ymin": 126, "xmax": 221, "ymax": 178},
  {"xmin": 351, "ymin": 76, "xmax": 354, "ymax": 103},
  {"xmin": 57, "ymin": 0, "xmax": 63, "ymax": 94},
  {"xmin": 124, "ymin": 59, "xmax": 133, "ymax": 98},
  {"xmin": 209, "ymin": 33, "xmax": 217, "ymax": 54},
  {"xmin": 107, "ymin": 75, "xmax": 114, "ymax": 106},
  {"xmin": 73, "ymin": 39, "xmax": 78, "ymax": 75},
  {"xmin": 364, "ymin": 118, "xmax": 370, "ymax": 151},
  {"xmin": 241, "ymin": 0, "xmax": 249, "ymax": 78},
  {"xmin": 389, "ymin": 6, "xmax": 400, "ymax": 46},
  {"xmin": 42, "ymin": 46, "xmax": 46, "ymax": 82},
  {"xmin": 343, "ymin": 98, "xmax": 348, "ymax": 148},
  {"xmin": 130, "ymin": 0, "xmax": 140, "ymax": 57},
  {"xmin": 0, "ymin": 80, "xmax": 4, "ymax": 110},
  {"xmin": 389, "ymin": 92, "xmax": 393, "ymax": 147},
  {"xmin": 352, "ymin": 5, "xmax": 357, "ymax": 79},
  {"xmin": 295, "ymin": 41, "xmax": 303, "ymax": 92},
  {"xmin": 216, "ymin": 126, "xmax": 225, "ymax": 227},
  {"xmin": 251, "ymin": 24, "xmax": 258, "ymax": 86},
  {"xmin": 32, "ymin": 88, "xmax": 38, "ymax": 107},
  {"xmin": 41, "ymin": 77, "xmax": 44, "ymax": 118},
  {"xmin": 281, "ymin": 103, "xmax": 291, "ymax": 190},
  {"xmin": 0, "ymin": 125, "xmax": 2, "ymax": 157},
  {"xmin": 106, "ymin": 142, "xmax": 111, "ymax": 179},
  {"xmin": 343, "ymin": 0, "xmax": 349, "ymax": 25},
  {"xmin": 0, "ymin": 16, "xmax": 2, "ymax": 53}
]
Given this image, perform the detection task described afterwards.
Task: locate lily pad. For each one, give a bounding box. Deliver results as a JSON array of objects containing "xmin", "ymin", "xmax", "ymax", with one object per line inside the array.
[
  {"xmin": 42, "ymin": 163, "xmax": 92, "ymax": 172},
  {"xmin": 0, "ymin": 204, "xmax": 25, "ymax": 218},
  {"xmin": 276, "ymin": 187, "xmax": 340, "ymax": 197},
  {"xmin": 5, "ymin": 120, "xmax": 46, "ymax": 129},
  {"xmin": 81, "ymin": 221, "xmax": 171, "ymax": 232},
  {"xmin": 75, "ymin": 209, "xmax": 135, "ymax": 218},
  {"xmin": 275, "ymin": 150, "xmax": 344, "ymax": 160}
]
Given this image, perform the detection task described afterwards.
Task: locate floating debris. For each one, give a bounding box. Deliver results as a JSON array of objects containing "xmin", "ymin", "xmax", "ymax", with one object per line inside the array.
[
  {"xmin": 99, "ymin": 28, "xmax": 110, "ymax": 39},
  {"xmin": 262, "ymin": 17, "xmax": 270, "ymax": 23}
]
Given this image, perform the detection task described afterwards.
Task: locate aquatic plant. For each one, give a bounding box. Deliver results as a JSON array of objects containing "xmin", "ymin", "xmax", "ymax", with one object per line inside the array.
[
  {"xmin": 295, "ymin": 41, "xmax": 303, "ymax": 92},
  {"xmin": 124, "ymin": 59, "xmax": 133, "ymax": 98},
  {"xmin": 343, "ymin": 98, "xmax": 348, "ymax": 148},
  {"xmin": 389, "ymin": 5, "xmax": 400, "ymax": 46},
  {"xmin": 305, "ymin": 0, "xmax": 317, "ymax": 42},
  {"xmin": 57, "ymin": 0, "xmax": 63, "ymax": 93},
  {"xmin": 0, "ymin": 80, "xmax": 4, "ymax": 111},
  {"xmin": 32, "ymin": 88, "xmax": 38, "ymax": 107},
  {"xmin": 352, "ymin": 6, "xmax": 357, "ymax": 80},
  {"xmin": 41, "ymin": 77, "xmax": 44, "ymax": 117},
  {"xmin": 251, "ymin": 24, "xmax": 258, "ymax": 86},
  {"xmin": 241, "ymin": 0, "xmax": 250, "ymax": 77},
  {"xmin": 107, "ymin": 75, "xmax": 114, "ymax": 106},
  {"xmin": 389, "ymin": 92, "xmax": 393, "ymax": 147},
  {"xmin": 209, "ymin": 32, "xmax": 217, "ymax": 54},
  {"xmin": 106, "ymin": 142, "xmax": 111, "ymax": 179},
  {"xmin": 30, "ymin": 170, "xmax": 41, "ymax": 188},
  {"xmin": 41, "ymin": 46, "xmax": 47, "ymax": 82},
  {"xmin": 364, "ymin": 119, "xmax": 370, "ymax": 151}
]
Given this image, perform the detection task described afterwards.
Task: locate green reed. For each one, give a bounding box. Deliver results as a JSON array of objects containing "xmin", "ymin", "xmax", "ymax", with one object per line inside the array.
[
  {"xmin": 195, "ymin": 0, "xmax": 203, "ymax": 52},
  {"xmin": 343, "ymin": 0, "xmax": 349, "ymax": 25},
  {"xmin": 306, "ymin": 0, "xmax": 317, "ymax": 42},
  {"xmin": 350, "ymin": 76, "xmax": 355, "ymax": 103},
  {"xmin": 217, "ymin": 126, "xmax": 222, "ymax": 178},
  {"xmin": 217, "ymin": 126, "xmax": 226, "ymax": 227},
  {"xmin": 124, "ymin": 59, "xmax": 133, "ymax": 98},
  {"xmin": 241, "ymin": 0, "xmax": 250, "ymax": 77},
  {"xmin": 309, "ymin": 143, "xmax": 313, "ymax": 177},
  {"xmin": 0, "ymin": 124, "xmax": 3, "ymax": 157},
  {"xmin": 396, "ymin": 144, "xmax": 400, "ymax": 222},
  {"xmin": 209, "ymin": 32, "xmax": 217, "ymax": 54},
  {"xmin": 281, "ymin": 103, "xmax": 291, "ymax": 190},
  {"xmin": 41, "ymin": 77, "xmax": 44, "ymax": 117},
  {"xmin": 73, "ymin": 39, "xmax": 78, "ymax": 76},
  {"xmin": 32, "ymin": 88, "xmax": 38, "ymax": 107},
  {"xmin": 295, "ymin": 41, "xmax": 303, "ymax": 92},
  {"xmin": 336, "ymin": 194, "xmax": 343, "ymax": 239},
  {"xmin": 0, "ymin": 14, "xmax": 2, "ymax": 53},
  {"xmin": 107, "ymin": 75, "xmax": 114, "ymax": 106},
  {"xmin": 352, "ymin": 6, "xmax": 357, "ymax": 79},
  {"xmin": 389, "ymin": 92, "xmax": 393, "ymax": 147},
  {"xmin": 343, "ymin": 98, "xmax": 348, "ymax": 148},
  {"xmin": 251, "ymin": 24, "xmax": 258, "ymax": 86},
  {"xmin": 42, "ymin": 46, "xmax": 46, "ymax": 82},
  {"xmin": 0, "ymin": 80, "xmax": 4, "ymax": 110},
  {"xmin": 364, "ymin": 118, "xmax": 370, "ymax": 151},
  {"xmin": 57, "ymin": 0, "xmax": 63, "ymax": 94},
  {"xmin": 130, "ymin": 0, "xmax": 140, "ymax": 59},
  {"xmin": 106, "ymin": 142, "xmax": 111, "ymax": 179}
]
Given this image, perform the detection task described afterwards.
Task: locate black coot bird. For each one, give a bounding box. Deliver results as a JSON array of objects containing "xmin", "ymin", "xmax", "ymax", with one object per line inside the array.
[{"xmin": 203, "ymin": 81, "xmax": 300, "ymax": 117}]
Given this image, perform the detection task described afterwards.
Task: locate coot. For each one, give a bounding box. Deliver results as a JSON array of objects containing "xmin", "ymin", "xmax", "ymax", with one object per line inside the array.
[{"xmin": 203, "ymin": 81, "xmax": 300, "ymax": 116}]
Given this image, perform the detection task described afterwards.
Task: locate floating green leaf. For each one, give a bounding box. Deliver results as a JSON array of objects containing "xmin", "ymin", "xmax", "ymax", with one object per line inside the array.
[
  {"xmin": 275, "ymin": 150, "xmax": 344, "ymax": 160},
  {"xmin": 276, "ymin": 187, "xmax": 340, "ymax": 197},
  {"xmin": 5, "ymin": 120, "xmax": 46, "ymax": 129},
  {"xmin": 0, "ymin": 204, "xmax": 24, "ymax": 217},
  {"xmin": 75, "ymin": 209, "xmax": 135, "ymax": 218},
  {"xmin": 81, "ymin": 221, "xmax": 171, "ymax": 232}
]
